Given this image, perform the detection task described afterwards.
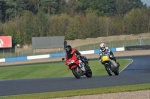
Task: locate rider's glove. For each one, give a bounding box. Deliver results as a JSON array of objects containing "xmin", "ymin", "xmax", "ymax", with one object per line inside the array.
[
  {"xmin": 79, "ymin": 60, "xmax": 82, "ymax": 63},
  {"xmin": 77, "ymin": 55, "xmax": 81, "ymax": 59},
  {"xmin": 109, "ymin": 55, "xmax": 113, "ymax": 58}
]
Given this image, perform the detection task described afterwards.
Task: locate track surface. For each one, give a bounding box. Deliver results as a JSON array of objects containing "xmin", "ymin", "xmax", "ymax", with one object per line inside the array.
[{"xmin": 0, "ymin": 55, "xmax": 150, "ymax": 96}]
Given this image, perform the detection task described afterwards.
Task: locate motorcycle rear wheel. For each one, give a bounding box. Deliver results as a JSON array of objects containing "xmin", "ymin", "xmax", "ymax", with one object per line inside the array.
[
  {"xmin": 85, "ymin": 65, "xmax": 92, "ymax": 78},
  {"xmin": 114, "ymin": 68, "xmax": 119, "ymax": 75}
]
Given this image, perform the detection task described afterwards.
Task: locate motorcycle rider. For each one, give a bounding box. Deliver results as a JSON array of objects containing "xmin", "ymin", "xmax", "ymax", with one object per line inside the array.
[
  {"xmin": 65, "ymin": 45, "xmax": 86, "ymax": 71},
  {"xmin": 99, "ymin": 43, "xmax": 120, "ymax": 67}
]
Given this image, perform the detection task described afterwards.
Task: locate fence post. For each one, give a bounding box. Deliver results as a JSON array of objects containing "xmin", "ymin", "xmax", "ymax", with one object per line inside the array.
[
  {"xmin": 10, "ymin": 48, "xmax": 11, "ymax": 58},
  {"xmin": 3, "ymin": 48, "xmax": 4, "ymax": 58}
]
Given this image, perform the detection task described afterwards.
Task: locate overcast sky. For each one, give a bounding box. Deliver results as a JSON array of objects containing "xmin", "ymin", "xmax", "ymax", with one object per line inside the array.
[{"xmin": 141, "ymin": 0, "xmax": 150, "ymax": 6}]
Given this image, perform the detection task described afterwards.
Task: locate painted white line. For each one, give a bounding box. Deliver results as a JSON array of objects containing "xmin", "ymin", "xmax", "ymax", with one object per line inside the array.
[{"xmin": 119, "ymin": 59, "xmax": 133, "ymax": 73}]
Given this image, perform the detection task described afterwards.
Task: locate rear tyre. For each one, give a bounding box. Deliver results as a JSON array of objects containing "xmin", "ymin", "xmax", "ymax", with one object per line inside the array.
[
  {"xmin": 114, "ymin": 68, "xmax": 119, "ymax": 75},
  {"xmin": 72, "ymin": 68, "xmax": 81, "ymax": 79},
  {"xmin": 85, "ymin": 65, "xmax": 92, "ymax": 78}
]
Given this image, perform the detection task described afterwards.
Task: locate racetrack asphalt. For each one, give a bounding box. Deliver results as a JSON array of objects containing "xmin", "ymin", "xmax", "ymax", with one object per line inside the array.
[{"xmin": 0, "ymin": 55, "xmax": 150, "ymax": 96}]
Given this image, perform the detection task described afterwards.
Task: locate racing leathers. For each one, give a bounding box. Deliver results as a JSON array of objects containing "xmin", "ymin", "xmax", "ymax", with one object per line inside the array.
[
  {"xmin": 65, "ymin": 48, "xmax": 86, "ymax": 71},
  {"xmin": 99, "ymin": 48, "xmax": 116, "ymax": 64}
]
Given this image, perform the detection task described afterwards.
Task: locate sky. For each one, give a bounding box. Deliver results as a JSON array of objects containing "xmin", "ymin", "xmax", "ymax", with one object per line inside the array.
[{"xmin": 141, "ymin": 0, "xmax": 150, "ymax": 6}]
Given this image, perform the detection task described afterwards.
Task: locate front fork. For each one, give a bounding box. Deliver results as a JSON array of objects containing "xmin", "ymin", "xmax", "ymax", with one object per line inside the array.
[{"xmin": 104, "ymin": 63, "xmax": 112, "ymax": 71}]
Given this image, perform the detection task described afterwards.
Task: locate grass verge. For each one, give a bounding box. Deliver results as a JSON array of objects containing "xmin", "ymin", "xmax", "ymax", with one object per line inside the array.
[
  {"xmin": 0, "ymin": 59, "xmax": 131, "ymax": 80},
  {"xmin": 0, "ymin": 59, "xmax": 133, "ymax": 99}
]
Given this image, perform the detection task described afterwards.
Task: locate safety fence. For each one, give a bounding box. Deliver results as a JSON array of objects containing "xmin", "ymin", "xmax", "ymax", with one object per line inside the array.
[
  {"xmin": 0, "ymin": 47, "xmax": 125, "ymax": 62},
  {"xmin": 1, "ymin": 33, "xmax": 150, "ymax": 58}
]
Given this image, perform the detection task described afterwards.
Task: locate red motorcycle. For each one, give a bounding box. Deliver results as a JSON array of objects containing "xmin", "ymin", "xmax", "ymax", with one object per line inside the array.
[{"xmin": 62, "ymin": 54, "xmax": 92, "ymax": 79}]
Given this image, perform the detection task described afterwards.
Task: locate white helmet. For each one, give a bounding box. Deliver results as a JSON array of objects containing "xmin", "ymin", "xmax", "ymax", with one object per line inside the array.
[{"xmin": 100, "ymin": 43, "xmax": 106, "ymax": 51}]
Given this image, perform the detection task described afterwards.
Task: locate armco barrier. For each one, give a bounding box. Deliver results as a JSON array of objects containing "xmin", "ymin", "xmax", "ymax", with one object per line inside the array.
[
  {"xmin": 27, "ymin": 54, "xmax": 50, "ymax": 60},
  {"xmin": 5, "ymin": 56, "xmax": 27, "ymax": 62},
  {"xmin": 0, "ymin": 47, "xmax": 125, "ymax": 62},
  {"xmin": 125, "ymin": 45, "xmax": 150, "ymax": 50},
  {"xmin": 94, "ymin": 48, "xmax": 117, "ymax": 54},
  {"xmin": 0, "ymin": 58, "xmax": 5, "ymax": 62},
  {"xmin": 116, "ymin": 47, "xmax": 125, "ymax": 51},
  {"xmin": 50, "ymin": 53, "xmax": 65, "ymax": 58}
]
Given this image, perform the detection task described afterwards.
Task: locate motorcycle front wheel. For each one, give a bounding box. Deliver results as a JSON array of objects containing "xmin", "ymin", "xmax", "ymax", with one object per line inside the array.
[
  {"xmin": 72, "ymin": 68, "xmax": 81, "ymax": 79},
  {"xmin": 105, "ymin": 65, "xmax": 113, "ymax": 76}
]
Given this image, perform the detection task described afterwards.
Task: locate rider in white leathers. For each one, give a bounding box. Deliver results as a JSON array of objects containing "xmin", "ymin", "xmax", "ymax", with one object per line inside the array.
[{"xmin": 99, "ymin": 43, "xmax": 120, "ymax": 67}]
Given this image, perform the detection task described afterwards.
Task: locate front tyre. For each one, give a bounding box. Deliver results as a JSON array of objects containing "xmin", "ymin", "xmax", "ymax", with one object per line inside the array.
[
  {"xmin": 105, "ymin": 65, "xmax": 113, "ymax": 76},
  {"xmin": 72, "ymin": 68, "xmax": 81, "ymax": 79}
]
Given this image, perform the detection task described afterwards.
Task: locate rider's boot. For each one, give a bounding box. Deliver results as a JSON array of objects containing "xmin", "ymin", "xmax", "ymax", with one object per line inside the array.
[
  {"xmin": 113, "ymin": 58, "xmax": 120, "ymax": 67},
  {"xmin": 79, "ymin": 62, "xmax": 86, "ymax": 72},
  {"xmin": 116, "ymin": 62, "xmax": 120, "ymax": 67}
]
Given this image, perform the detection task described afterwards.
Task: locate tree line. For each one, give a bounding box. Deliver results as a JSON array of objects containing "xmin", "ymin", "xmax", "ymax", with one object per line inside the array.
[{"xmin": 0, "ymin": 0, "xmax": 149, "ymax": 46}]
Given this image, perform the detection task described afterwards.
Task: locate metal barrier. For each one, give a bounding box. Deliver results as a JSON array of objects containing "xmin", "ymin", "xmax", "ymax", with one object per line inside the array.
[
  {"xmin": 125, "ymin": 45, "xmax": 150, "ymax": 50},
  {"xmin": 0, "ymin": 47, "xmax": 125, "ymax": 63}
]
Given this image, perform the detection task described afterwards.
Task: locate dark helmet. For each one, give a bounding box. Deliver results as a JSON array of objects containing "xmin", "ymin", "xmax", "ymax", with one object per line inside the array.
[{"xmin": 65, "ymin": 45, "xmax": 72, "ymax": 53}]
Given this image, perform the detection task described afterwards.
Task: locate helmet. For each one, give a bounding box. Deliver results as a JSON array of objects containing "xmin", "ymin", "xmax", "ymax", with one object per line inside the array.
[
  {"xmin": 65, "ymin": 45, "xmax": 72, "ymax": 53},
  {"xmin": 100, "ymin": 43, "xmax": 106, "ymax": 52}
]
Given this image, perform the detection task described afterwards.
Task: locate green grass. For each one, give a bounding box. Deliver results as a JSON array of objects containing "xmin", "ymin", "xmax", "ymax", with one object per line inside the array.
[{"xmin": 0, "ymin": 59, "xmax": 131, "ymax": 80}]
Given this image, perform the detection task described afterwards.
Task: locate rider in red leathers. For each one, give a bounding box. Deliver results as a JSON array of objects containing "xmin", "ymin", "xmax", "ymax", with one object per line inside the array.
[{"xmin": 65, "ymin": 45, "xmax": 86, "ymax": 71}]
